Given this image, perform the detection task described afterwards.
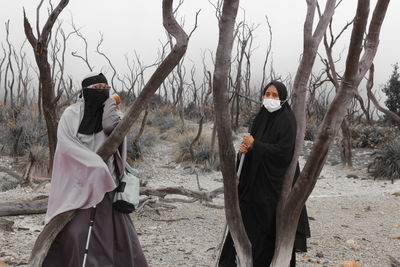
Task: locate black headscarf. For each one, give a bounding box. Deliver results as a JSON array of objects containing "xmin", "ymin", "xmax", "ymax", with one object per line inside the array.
[
  {"xmin": 78, "ymin": 73, "xmax": 110, "ymax": 134},
  {"xmin": 252, "ymin": 80, "xmax": 290, "ymax": 140}
]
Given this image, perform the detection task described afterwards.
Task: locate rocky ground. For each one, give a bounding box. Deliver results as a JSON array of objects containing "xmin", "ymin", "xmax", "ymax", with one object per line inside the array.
[{"xmin": 0, "ymin": 134, "xmax": 400, "ymax": 266}]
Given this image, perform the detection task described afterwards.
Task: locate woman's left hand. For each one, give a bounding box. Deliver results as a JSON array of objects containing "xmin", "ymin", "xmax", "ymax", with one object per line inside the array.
[{"xmin": 242, "ymin": 134, "xmax": 254, "ymax": 148}]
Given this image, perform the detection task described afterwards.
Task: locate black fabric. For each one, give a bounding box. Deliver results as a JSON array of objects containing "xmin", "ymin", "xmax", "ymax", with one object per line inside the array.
[
  {"xmin": 81, "ymin": 73, "xmax": 108, "ymax": 88},
  {"xmin": 78, "ymin": 89, "xmax": 109, "ymax": 134},
  {"xmin": 113, "ymin": 200, "xmax": 135, "ymax": 214},
  {"xmin": 219, "ymin": 81, "xmax": 310, "ymax": 266}
]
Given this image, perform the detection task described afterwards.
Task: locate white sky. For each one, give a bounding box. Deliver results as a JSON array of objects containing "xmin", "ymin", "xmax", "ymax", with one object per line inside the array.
[{"xmin": 1, "ymin": 0, "xmax": 400, "ymax": 100}]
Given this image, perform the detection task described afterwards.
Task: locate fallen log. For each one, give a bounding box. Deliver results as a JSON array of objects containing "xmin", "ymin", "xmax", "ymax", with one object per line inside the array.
[
  {"xmin": 140, "ymin": 186, "xmax": 223, "ymax": 202},
  {"xmin": 0, "ymin": 186, "xmax": 224, "ymax": 217},
  {"xmin": 0, "ymin": 197, "xmax": 48, "ymax": 217}
]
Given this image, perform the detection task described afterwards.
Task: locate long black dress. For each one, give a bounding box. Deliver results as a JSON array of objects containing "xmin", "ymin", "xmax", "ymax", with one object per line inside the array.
[{"xmin": 219, "ymin": 82, "xmax": 310, "ymax": 267}]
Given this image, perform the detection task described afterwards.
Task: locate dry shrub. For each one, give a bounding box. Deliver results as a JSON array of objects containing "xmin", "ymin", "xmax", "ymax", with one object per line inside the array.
[
  {"xmin": 0, "ymin": 105, "xmax": 47, "ymax": 156},
  {"xmin": 175, "ymin": 127, "xmax": 219, "ymax": 168},
  {"xmin": 368, "ymin": 139, "xmax": 400, "ymax": 182},
  {"xmin": 350, "ymin": 124, "xmax": 399, "ymax": 148}
]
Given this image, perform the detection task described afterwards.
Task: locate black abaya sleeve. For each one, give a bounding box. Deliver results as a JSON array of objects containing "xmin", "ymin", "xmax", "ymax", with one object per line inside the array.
[{"xmin": 251, "ymin": 115, "xmax": 296, "ymax": 165}]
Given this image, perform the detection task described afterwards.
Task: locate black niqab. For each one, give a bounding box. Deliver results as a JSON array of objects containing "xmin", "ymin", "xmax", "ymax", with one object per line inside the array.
[
  {"xmin": 78, "ymin": 88, "xmax": 109, "ymax": 135},
  {"xmin": 78, "ymin": 73, "xmax": 110, "ymax": 135}
]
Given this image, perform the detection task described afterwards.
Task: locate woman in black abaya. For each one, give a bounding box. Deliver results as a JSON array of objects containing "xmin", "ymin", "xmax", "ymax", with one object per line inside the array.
[{"xmin": 218, "ymin": 81, "xmax": 310, "ymax": 267}]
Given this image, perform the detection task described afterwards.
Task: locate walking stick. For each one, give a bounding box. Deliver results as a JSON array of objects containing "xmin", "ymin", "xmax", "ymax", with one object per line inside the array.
[
  {"xmin": 82, "ymin": 205, "xmax": 97, "ymax": 267},
  {"xmin": 214, "ymin": 152, "xmax": 246, "ymax": 267}
]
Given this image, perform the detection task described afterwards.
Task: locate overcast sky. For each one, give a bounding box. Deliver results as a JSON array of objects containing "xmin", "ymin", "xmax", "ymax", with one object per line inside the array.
[{"xmin": 1, "ymin": 1, "xmax": 400, "ymax": 98}]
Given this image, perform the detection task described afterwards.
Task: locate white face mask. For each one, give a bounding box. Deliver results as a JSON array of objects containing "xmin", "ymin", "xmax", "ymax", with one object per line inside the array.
[{"xmin": 263, "ymin": 98, "xmax": 282, "ymax": 112}]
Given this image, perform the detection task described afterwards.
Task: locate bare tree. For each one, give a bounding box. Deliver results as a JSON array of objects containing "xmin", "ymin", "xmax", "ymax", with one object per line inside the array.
[
  {"xmin": 189, "ymin": 77, "xmax": 212, "ymax": 163},
  {"xmin": 28, "ymin": 2, "xmax": 189, "ymax": 265},
  {"xmin": 259, "ymin": 15, "xmax": 273, "ymax": 100},
  {"xmin": 273, "ymin": 0, "xmax": 336, "ymax": 265},
  {"xmin": 4, "ymin": 20, "xmax": 15, "ymax": 108},
  {"xmin": 273, "ymin": 1, "xmax": 389, "ymax": 265},
  {"xmin": 367, "ymin": 63, "xmax": 400, "ymax": 123},
  {"xmin": 96, "ymin": 33, "xmax": 118, "ymax": 94},
  {"xmin": 231, "ymin": 19, "xmax": 256, "ymax": 132},
  {"xmin": 320, "ymin": 8, "xmax": 354, "ymax": 166},
  {"xmin": 70, "ymin": 19, "xmax": 94, "ymax": 72},
  {"xmin": 23, "ymin": 0, "xmax": 70, "ymax": 175},
  {"xmin": 0, "ymin": 45, "xmax": 6, "ymax": 98},
  {"xmin": 212, "ymin": 0, "xmax": 253, "ymax": 266}
]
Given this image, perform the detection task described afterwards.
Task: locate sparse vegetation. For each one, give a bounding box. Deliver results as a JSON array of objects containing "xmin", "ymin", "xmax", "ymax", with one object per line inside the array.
[
  {"xmin": 0, "ymin": 105, "xmax": 47, "ymax": 156},
  {"xmin": 173, "ymin": 128, "xmax": 219, "ymax": 171},
  {"xmin": 368, "ymin": 139, "xmax": 400, "ymax": 182},
  {"xmin": 350, "ymin": 124, "xmax": 399, "ymax": 149},
  {"xmin": 305, "ymin": 119, "xmax": 319, "ymax": 141}
]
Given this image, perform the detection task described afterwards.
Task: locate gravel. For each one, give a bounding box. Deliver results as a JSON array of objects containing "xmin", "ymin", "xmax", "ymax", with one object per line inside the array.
[{"xmin": 0, "ymin": 135, "xmax": 399, "ymax": 266}]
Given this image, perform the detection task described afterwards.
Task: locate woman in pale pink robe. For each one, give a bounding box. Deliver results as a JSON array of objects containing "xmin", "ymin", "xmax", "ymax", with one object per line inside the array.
[{"xmin": 43, "ymin": 73, "xmax": 148, "ymax": 267}]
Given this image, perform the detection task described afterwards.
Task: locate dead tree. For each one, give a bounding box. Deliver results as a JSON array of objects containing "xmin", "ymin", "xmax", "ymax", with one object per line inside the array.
[
  {"xmin": 96, "ymin": 33, "xmax": 118, "ymax": 94},
  {"xmin": 273, "ymin": 0, "xmax": 336, "ymax": 265},
  {"xmin": 321, "ymin": 10, "xmax": 354, "ymax": 166},
  {"xmin": 189, "ymin": 77, "xmax": 212, "ymax": 163},
  {"xmin": 4, "ymin": 20, "xmax": 15, "ymax": 108},
  {"xmin": 23, "ymin": 0, "xmax": 70, "ymax": 175},
  {"xmin": 273, "ymin": 1, "xmax": 389, "ymax": 266},
  {"xmin": 0, "ymin": 45, "xmax": 6, "ymax": 97},
  {"xmin": 231, "ymin": 21, "xmax": 249, "ymax": 132},
  {"xmin": 28, "ymin": 1, "xmax": 189, "ymax": 265},
  {"xmin": 259, "ymin": 15, "xmax": 273, "ymax": 100},
  {"xmin": 367, "ymin": 63, "xmax": 400, "ymax": 123},
  {"xmin": 212, "ymin": 0, "xmax": 253, "ymax": 266},
  {"xmin": 13, "ymin": 40, "xmax": 27, "ymax": 106},
  {"xmin": 70, "ymin": 20, "xmax": 94, "ymax": 72}
]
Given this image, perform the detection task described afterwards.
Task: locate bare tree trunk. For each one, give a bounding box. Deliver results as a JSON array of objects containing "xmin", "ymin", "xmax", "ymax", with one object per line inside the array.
[
  {"xmin": 272, "ymin": 0, "xmax": 336, "ymax": 265},
  {"xmin": 213, "ymin": 0, "xmax": 252, "ymax": 266},
  {"xmin": 272, "ymin": 1, "xmax": 389, "ymax": 266},
  {"xmin": 28, "ymin": 1, "xmax": 188, "ymax": 266},
  {"xmin": 11, "ymin": 127, "xmax": 23, "ymax": 159},
  {"xmin": 23, "ymin": 0, "xmax": 70, "ymax": 176},
  {"xmin": 340, "ymin": 119, "xmax": 352, "ymax": 166},
  {"xmin": 354, "ymin": 92, "xmax": 371, "ymax": 124}
]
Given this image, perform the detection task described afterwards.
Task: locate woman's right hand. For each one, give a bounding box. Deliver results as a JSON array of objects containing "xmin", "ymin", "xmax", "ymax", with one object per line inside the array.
[{"xmin": 239, "ymin": 143, "xmax": 249, "ymax": 154}]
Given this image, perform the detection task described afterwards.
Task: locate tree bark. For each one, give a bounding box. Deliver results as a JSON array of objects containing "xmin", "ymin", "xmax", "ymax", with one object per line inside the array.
[
  {"xmin": 28, "ymin": 1, "xmax": 188, "ymax": 266},
  {"xmin": 322, "ymin": 17, "xmax": 353, "ymax": 166},
  {"xmin": 23, "ymin": 0, "xmax": 70, "ymax": 176},
  {"xmin": 272, "ymin": 1, "xmax": 389, "ymax": 266},
  {"xmin": 272, "ymin": 0, "xmax": 336, "ymax": 265},
  {"xmin": 213, "ymin": 0, "xmax": 252, "ymax": 266},
  {"xmin": 96, "ymin": 0, "xmax": 188, "ymax": 161},
  {"xmin": 340, "ymin": 119, "xmax": 352, "ymax": 167}
]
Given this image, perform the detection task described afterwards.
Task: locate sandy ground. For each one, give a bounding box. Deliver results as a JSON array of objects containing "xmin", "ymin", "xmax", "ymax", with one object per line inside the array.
[{"xmin": 0, "ymin": 136, "xmax": 400, "ymax": 266}]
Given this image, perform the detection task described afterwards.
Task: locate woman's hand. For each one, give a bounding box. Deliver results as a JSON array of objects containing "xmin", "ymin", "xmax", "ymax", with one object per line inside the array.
[
  {"xmin": 110, "ymin": 93, "xmax": 121, "ymax": 105},
  {"xmin": 242, "ymin": 134, "xmax": 254, "ymax": 148},
  {"xmin": 239, "ymin": 143, "xmax": 249, "ymax": 154}
]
